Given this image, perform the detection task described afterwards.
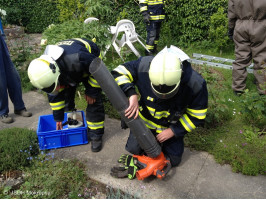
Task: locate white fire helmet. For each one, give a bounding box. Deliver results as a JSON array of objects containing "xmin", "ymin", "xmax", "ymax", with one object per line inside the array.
[
  {"xmin": 149, "ymin": 46, "xmax": 182, "ymax": 99},
  {"xmin": 28, "ymin": 54, "xmax": 60, "ymax": 95}
]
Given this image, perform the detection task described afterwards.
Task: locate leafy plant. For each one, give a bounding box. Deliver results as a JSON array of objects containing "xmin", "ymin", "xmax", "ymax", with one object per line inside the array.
[
  {"xmin": 84, "ymin": 0, "xmax": 113, "ymax": 21},
  {"xmin": 0, "ymin": 128, "xmax": 39, "ymax": 173},
  {"xmin": 55, "ymin": 0, "xmax": 88, "ymax": 23},
  {"xmin": 239, "ymin": 90, "xmax": 266, "ymax": 129},
  {"xmin": 0, "ymin": 0, "xmax": 59, "ymax": 33},
  {"xmin": 209, "ymin": 7, "xmax": 231, "ymax": 55},
  {"xmin": 42, "ymin": 19, "xmax": 111, "ymax": 52},
  {"xmin": 242, "ymin": 126, "xmax": 264, "ymax": 143}
]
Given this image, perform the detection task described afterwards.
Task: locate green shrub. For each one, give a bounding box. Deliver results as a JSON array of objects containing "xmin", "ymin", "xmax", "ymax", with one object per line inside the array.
[
  {"xmin": 84, "ymin": 0, "xmax": 113, "ymax": 21},
  {"xmin": 0, "ymin": 0, "xmax": 59, "ymax": 33},
  {"xmin": 164, "ymin": 0, "xmax": 228, "ymax": 45},
  {"xmin": 209, "ymin": 7, "xmax": 231, "ymax": 54},
  {"xmin": 55, "ymin": 0, "xmax": 88, "ymax": 23},
  {"xmin": 25, "ymin": 0, "xmax": 59, "ymax": 33},
  {"xmin": 42, "ymin": 19, "xmax": 111, "ymax": 52},
  {"xmin": 239, "ymin": 90, "xmax": 266, "ymax": 129},
  {"xmin": 0, "ymin": 128, "xmax": 39, "ymax": 173}
]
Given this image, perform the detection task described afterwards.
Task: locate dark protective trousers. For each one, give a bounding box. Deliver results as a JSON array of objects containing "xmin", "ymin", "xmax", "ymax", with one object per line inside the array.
[
  {"xmin": 125, "ymin": 130, "xmax": 183, "ymax": 167},
  {"xmin": 232, "ymin": 20, "xmax": 266, "ymax": 94},
  {"xmin": 146, "ymin": 21, "xmax": 162, "ymax": 53},
  {"xmin": 64, "ymin": 86, "xmax": 105, "ymax": 140}
]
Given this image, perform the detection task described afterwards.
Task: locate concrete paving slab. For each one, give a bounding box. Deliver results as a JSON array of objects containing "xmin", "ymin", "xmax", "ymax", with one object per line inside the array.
[
  {"xmin": 0, "ymin": 91, "xmax": 51, "ymax": 131},
  {"xmin": 1, "ymin": 91, "xmax": 266, "ymax": 199}
]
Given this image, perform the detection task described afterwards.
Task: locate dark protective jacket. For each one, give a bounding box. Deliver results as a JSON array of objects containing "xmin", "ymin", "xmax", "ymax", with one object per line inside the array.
[
  {"xmin": 48, "ymin": 38, "xmax": 102, "ymax": 121},
  {"xmin": 111, "ymin": 56, "xmax": 208, "ymax": 137},
  {"xmin": 139, "ymin": 0, "xmax": 165, "ymax": 22}
]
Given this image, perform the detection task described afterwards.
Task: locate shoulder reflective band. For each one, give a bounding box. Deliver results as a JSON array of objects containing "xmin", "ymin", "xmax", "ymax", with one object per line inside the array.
[
  {"xmin": 113, "ymin": 65, "xmax": 134, "ymax": 82},
  {"xmin": 73, "ymin": 38, "xmax": 91, "ymax": 53}
]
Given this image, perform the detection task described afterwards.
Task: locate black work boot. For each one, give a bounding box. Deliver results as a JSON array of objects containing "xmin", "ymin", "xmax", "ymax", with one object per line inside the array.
[{"xmin": 91, "ymin": 138, "xmax": 102, "ymax": 152}]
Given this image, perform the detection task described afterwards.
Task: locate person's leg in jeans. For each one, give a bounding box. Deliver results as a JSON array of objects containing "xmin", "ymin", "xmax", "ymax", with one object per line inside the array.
[{"xmin": 0, "ymin": 35, "xmax": 31, "ymax": 123}]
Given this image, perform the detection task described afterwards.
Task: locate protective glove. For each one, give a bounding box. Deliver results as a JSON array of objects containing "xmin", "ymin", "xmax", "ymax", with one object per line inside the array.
[
  {"xmin": 228, "ymin": 28, "xmax": 234, "ymax": 40},
  {"xmin": 110, "ymin": 154, "xmax": 144, "ymax": 179},
  {"xmin": 118, "ymin": 154, "xmax": 138, "ymax": 167},
  {"xmin": 142, "ymin": 12, "xmax": 150, "ymax": 24},
  {"xmin": 110, "ymin": 165, "xmax": 137, "ymax": 180}
]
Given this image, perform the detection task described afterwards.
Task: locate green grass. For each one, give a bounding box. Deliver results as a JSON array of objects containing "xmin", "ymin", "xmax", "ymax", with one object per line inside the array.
[
  {"xmin": 0, "ymin": 128, "xmax": 135, "ymax": 199},
  {"xmin": 184, "ymin": 66, "xmax": 265, "ymax": 176}
]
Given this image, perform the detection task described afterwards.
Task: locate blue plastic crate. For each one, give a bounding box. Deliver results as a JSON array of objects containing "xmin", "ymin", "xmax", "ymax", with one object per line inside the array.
[{"xmin": 37, "ymin": 111, "xmax": 88, "ymax": 150}]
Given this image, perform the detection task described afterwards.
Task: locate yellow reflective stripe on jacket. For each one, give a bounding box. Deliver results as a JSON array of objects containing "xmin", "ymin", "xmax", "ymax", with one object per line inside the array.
[
  {"xmin": 148, "ymin": 0, "xmax": 164, "ymax": 5},
  {"xmin": 50, "ymin": 101, "xmax": 65, "ymax": 111},
  {"xmin": 187, "ymin": 108, "xmax": 207, "ymax": 119},
  {"xmin": 99, "ymin": 52, "xmax": 103, "ymax": 59},
  {"xmin": 150, "ymin": 15, "xmax": 165, "ymax": 20},
  {"xmin": 139, "ymin": 112, "xmax": 167, "ymax": 134},
  {"xmin": 154, "ymin": 110, "xmax": 170, "ymax": 119},
  {"xmin": 73, "ymin": 38, "xmax": 91, "ymax": 53},
  {"xmin": 179, "ymin": 114, "xmax": 196, "ymax": 132},
  {"xmin": 87, "ymin": 121, "xmax": 104, "ymax": 130},
  {"xmin": 139, "ymin": 0, "xmax": 148, "ymax": 3},
  {"xmin": 146, "ymin": 106, "xmax": 169, "ymax": 119},
  {"xmin": 147, "ymin": 96, "xmax": 154, "ymax": 102},
  {"xmin": 140, "ymin": 6, "xmax": 148, "ymax": 12},
  {"xmin": 147, "ymin": 106, "xmax": 155, "ymax": 116},
  {"xmin": 88, "ymin": 76, "xmax": 100, "ymax": 88},
  {"xmin": 113, "ymin": 65, "xmax": 134, "ymax": 82},
  {"xmin": 115, "ymin": 76, "xmax": 131, "ymax": 86}
]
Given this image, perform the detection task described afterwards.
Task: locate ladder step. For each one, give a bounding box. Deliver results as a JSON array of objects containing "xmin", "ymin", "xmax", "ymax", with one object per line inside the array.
[
  {"xmin": 189, "ymin": 59, "xmax": 253, "ymax": 74},
  {"xmin": 192, "ymin": 53, "xmax": 254, "ymax": 69}
]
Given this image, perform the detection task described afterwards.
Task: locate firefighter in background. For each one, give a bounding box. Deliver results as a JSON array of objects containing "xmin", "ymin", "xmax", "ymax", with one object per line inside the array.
[
  {"xmin": 28, "ymin": 38, "xmax": 105, "ymax": 152},
  {"xmin": 228, "ymin": 0, "xmax": 266, "ymax": 95},
  {"xmin": 111, "ymin": 46, "xmax": 208, "ymax": 168},
  {"xmin": 139, "ymin": 0, "xmax": 165, "ymax": 56}
]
